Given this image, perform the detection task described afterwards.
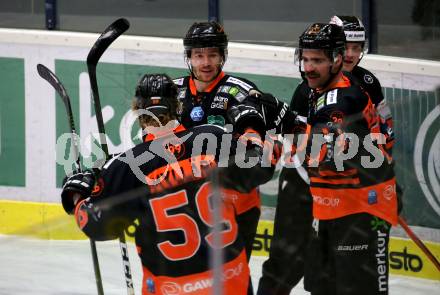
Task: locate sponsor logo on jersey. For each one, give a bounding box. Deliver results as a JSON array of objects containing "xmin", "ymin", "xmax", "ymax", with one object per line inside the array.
[
  {"xmin": 146, "ymin": 278, "xmax": 156, "ymax": 293},
  {"xmin": 376, "ymin": 228, "xmax": 388, "ymax": 292},
  {"xmin": 316, "ymin": 95, "xmax": 325, "ymax": 111},
  {"xmin": 210, "ymin": 96, "xmax": 228, "ymax": 110},
  {"xmin": 226, "ymin": 77, "xmax": 253, "ymax": 92},
  {"xmin": 160, "ymin": 263, "xmax": 244, "ymax": 294},
  {"xmin": 217, "ymin": 85, "xmax": 231, "ymax": 94},
  {"xmin": 371, "ymin": 216, "xmax": 389, "ymax": 231},
  {"xmin": 368, "ymin": 190, "xmax": 378, "ymax": 204},
  {"xmin": 190, "ymin": 106, "xmax": 204, "ymax": 122},
  {"xmin": 207, "ymin": 115, "xmax": 226, "ymax": 127},
  {"xmin": 337, "ymin": 244, "xmax": 369, "ymax": 251},
  {"xmin": 312, "ymin": 195, "xmax": 340, "ymax": 207},
  {"xmin": 364, "ymin": 74, "xmax": 374, "ymax": 84},
  {"xmin": 178, "ymin": 88, "xmax": 187, "ymax": 99},
  {"xmin": 228, "ymin": 86, "xmax": 240, "ymax": 97},
  {"xmin": 235, "ymin": 91, "xmax": 247, "ymax": 102},
  {"xmin": 173, "ymin": 78, "xmax": 185, "ymax": 86},
  {"xmin": 383, "ymin": 184, "xmax": 395, "ymax": 201},
  {"xmin": 161, "ymin": 281, "xmax": 181, "ymax": 295},
  {"xmin": 326, "ymin": 89, "xmax": 338, "ymax": 105}
]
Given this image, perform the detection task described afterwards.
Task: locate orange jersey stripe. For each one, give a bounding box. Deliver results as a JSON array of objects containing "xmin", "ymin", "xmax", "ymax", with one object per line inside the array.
[
  {"xmin": 310, "ymin": 178, "xmax": 398, "ymax": 225},
  {"xmin": 316, "ymin": 168, "xmax": 357, "ymax": 177},
  {"xmin": 141, "ymin": 250, "xmax": 249, "ymax": 295},
  {"xmin": 310, "ymin": 176, "xmax": 360, "ymax": 185}
]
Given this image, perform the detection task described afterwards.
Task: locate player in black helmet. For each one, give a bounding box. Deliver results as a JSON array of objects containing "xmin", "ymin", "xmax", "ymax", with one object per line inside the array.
[
  {"xmin": 301, "ymin": 23, "xmax": 396, "ymax": 295},
  {"xmin": 257, "ymin": 23, "xmax": 346, "ymax": 295},
  {"xmin": 61, "ymin": 73, "xmax": 276, "ymax": 295},
  {"xmin": 176, "ymin": 20, "xmax": 268, "ymax": 274},
  {"xmin": 330, "ymin": 15, "xmax": 395, "ymax": 155},
  {"xmin": 258, "ymin": 16, "xmax": 399, "ymax": 295},
  {"xmin": 259, "ymin": 23, "xmax": 398, "ymax": 295}
]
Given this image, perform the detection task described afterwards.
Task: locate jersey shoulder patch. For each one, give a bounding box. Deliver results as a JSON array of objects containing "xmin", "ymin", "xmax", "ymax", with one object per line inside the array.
[
  {"xmin": 226, "ymin": 76, "xmax": 254, "ymax": 92},
  {"xmin": 173, "ymin": 77, "xmax": 185, "ymax": 86},
  {"xmin": 326, "ymin": 89, "xmax": 338, "ymax": 105}
]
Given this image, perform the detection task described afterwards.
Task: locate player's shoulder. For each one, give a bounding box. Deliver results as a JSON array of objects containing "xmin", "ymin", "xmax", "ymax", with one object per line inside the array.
[
  {"xmin": 292, "ymin": 80, "xmax": 311, "ymax": 101},
  {"xmin": 173, "ymin": 76, "xmax": 189, "ymax": 87},
  {"xmin": 291, "ymin": 81, "xmax": 311, "ymax": 115},
  {"xmin": 352, "ymin": 66, "xmax": 381, "ymax": 87},
  {"xmin": 223, "ymin": 74, "xmax": 258, "ymax": 92},
  {"xmin": 331, "ymin": 74, "xmax": 368, "ymax": 102},
  {"xmin": 191, "ymin": 123, "xmax": 226, "ymax": 136}
]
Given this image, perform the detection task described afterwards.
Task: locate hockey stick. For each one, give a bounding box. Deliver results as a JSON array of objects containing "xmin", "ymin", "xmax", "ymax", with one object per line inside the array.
[
  {"xmin": 37, "ymin": 63, "xmax": 105, "ymax": 295},
  {"xmin": 86, "ymin": 18, "xmax": 135, "ymax": 295},
  {"xmin": 398, "ymin": 216, "xmax": 440, "ymax": 272}
]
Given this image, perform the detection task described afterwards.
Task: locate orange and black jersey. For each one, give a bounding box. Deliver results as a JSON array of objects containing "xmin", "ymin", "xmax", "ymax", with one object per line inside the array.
[
  {"xmin": 74, "ymin": 123, "xmax": 274, "ymax": 280},
  {"xmin": 306, "ymin": 74, "xmax": 397, "ymax": 225},
  {"xmin": 292, "ymin": 66, "xmax": 394, "ymax": 154},
  {"xmin": 350, "ymin": 65, "xmax": 383, "ymax": 106},
  {"xmin": 173, "ymin": 72, "xmax": 259, "ymax": 129}
]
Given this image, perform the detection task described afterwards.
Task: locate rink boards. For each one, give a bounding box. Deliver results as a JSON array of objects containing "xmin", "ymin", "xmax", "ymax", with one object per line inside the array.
[{"xmin": 0, "ymin": 200, "xmax": 439, "ymax": 281}]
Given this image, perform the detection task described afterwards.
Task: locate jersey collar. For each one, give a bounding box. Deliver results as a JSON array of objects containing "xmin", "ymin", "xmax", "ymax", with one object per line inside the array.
[
  {"xmin": 189, "ymin": 71, "xmax": 225, "ymax": 96},
  {"xmin": 316, "ymin": 73, "xmax": 350, "ymax": 93},
  {"xmin": 144, "ymin": 122, "xmax": 186, "ymax": 142}
]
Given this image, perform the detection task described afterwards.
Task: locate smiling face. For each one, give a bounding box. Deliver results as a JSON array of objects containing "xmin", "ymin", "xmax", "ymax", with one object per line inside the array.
[
  {"xmin": 189, "ymin": 47, "xmax": 223, "ymax": 84},
  {"xmin": 343, "ymin": 42, "xmax": 363, "ymax": 72},
  {"xmin": 301, "ymin": 49, "xmax": 336, "ymax": 89}
]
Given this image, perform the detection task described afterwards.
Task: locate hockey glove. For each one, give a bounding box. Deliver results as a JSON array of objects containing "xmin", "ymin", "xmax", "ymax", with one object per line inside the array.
[
  {"xmin": 61, "ymin": 170, "xmax": 96, "ymax": 214},
  {"xmin": 244, "ymin": 91, "xmax": 296, "ymax": 133},
  {"xmin": 227, "ymin": 103, "xmax": 266, "ymax": 137}
]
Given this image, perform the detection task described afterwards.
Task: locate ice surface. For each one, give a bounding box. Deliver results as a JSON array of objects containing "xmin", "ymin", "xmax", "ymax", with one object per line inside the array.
[{"xmin": 0, "ymin": 236, "xmax": 438, "ymax": 294}]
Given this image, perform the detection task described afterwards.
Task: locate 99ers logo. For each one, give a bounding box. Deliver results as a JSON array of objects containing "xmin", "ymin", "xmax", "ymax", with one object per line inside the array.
[
  {"xmin": 164, "ymin": 142, "xmax": 185, "ymax": 159},
  {"xmin": 330, "ymin": 111, "xmax": 344, "ymax": 124},
  {"xmin": 161, "ymin": 282, "xmax": 181, "ymax": 295}
]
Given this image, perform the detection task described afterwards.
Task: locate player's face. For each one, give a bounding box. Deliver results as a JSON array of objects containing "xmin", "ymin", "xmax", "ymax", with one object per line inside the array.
[
  {"xmin": 190, "ymin": 48, "xmax": 223, "ymax": 82},
  {"xmin": 343, "ymin": 42, "xmax": 363, "ymax": 72},
  {"xmin": 301, "ymin": 49, "xmax": 334, "ymax": 89}
]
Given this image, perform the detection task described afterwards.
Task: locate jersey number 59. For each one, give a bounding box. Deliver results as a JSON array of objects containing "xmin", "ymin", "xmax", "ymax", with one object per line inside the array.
[{"xmin": 149, "ymin": 182, "xmax": 238, "ymax": 261}]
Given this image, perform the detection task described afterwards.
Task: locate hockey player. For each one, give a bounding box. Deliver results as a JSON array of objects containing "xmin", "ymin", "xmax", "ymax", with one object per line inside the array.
[
  {"xmin": 329, "ymin": 15, "xmax": 395, "ymax": 155},
  {"xmin": 257, "ymin": 16, "xmax": 398, "ymax": 295},
  {"xmin": 175, "ymin": 21, "xmax": 266, "ymax": 268},
  {"xmin": 296, "ymin": 23, "xmax": 397, "ymax": 295},
  {"xmin": 60, "ymin": 74, "xmax": 275, "ymax": 295}
]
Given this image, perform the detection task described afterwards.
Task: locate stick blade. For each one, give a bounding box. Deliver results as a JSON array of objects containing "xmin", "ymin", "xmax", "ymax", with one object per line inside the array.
[
  {"xmin": 86, "ymin": 18, "xmax": 130, "ymax": 66},
  {"xmin": 36, "ymin": 63, "xmax": 70, "ymax": 106}
]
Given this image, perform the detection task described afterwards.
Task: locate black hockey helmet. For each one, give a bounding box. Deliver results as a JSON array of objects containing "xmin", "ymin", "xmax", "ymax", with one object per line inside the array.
[
  {"xmin": 296, "ymin": 23, "xmax": 346, "ymax": 87},
  {"xmin": 330, "ymin": 16, "xmax": 366, "ymax": 43},
  {"xmin": 298, "ymin": 23, "xmax": 346, "ymax": 53},
  {"xmin": 183, "ymin": 21, "xmax": 228, "ymax": 58},
  {"xmin": 329, "ymin": 15, "xmax": 369, "ymax": 55},
  {"xmin": 134, "ymin": 74, "xmax": 178, "ymax": 117}
]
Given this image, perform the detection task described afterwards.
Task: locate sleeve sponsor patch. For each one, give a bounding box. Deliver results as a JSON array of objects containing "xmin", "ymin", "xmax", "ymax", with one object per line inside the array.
[
  {"xmin": 173, "ymin": 78, "xmax": 185, "ymax": 86},
  {"xmin": 226, "ymin": 77, "xmax": 253, "ymax": 92},
  {"xmin": 326, "ymin": 89, "xmax": 338, "ymax": 105},
  {"xmin": 363, "ymin": 74, "xmax": 374, "ymax": 84},
  {"xmin": 178, "ymin": 88, "xmax": 187, "ymax": 99}
]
